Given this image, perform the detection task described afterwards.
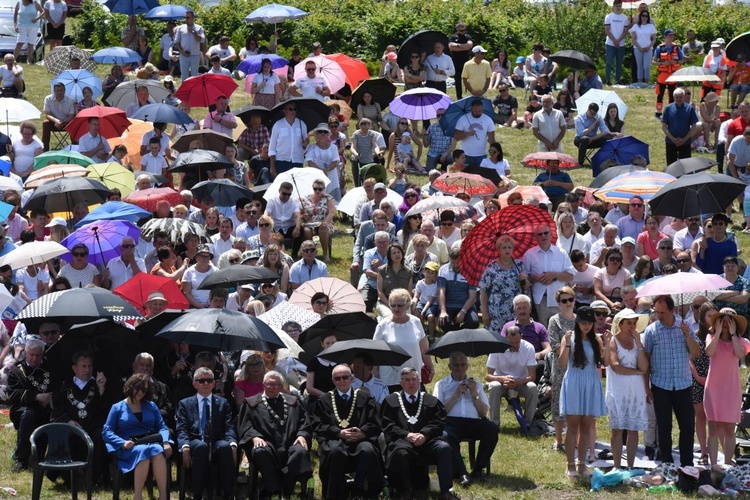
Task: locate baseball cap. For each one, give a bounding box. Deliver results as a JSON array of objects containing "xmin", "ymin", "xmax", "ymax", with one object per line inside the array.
[
  {"xmin": 45, "ymin": 216, "xmax": 67, "ymax": 228},
  {"xmin": 424, "ymin": 261, "xmax": 439, "ymax": 272},
  {"xmin": 472, "ymin": 46, "xmax": 487, "ymax": 53},
  {"xmin": 374, "ymin": 182, "xmax": 386, "ymax": 191},
  {"xmin": 711, "ymin": 40, "xmax": 722, "ymax": 48},
  {"xmin": 241, "ymin": 249, "xmax": 260, "ymax": 263},
  {"xmin": 620, "ymin": 236, "xmax": 636, "ymax": 247},
  {"xmin": 663, "ymin": 29, "xmax": 675, "ymax": 36},
  {"xmin": 515, "ymin": 56, "xmax": 526, "ymax": 64}
]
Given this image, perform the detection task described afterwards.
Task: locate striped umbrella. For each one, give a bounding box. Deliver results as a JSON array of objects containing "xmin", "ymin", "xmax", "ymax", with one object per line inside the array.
[
  {"xmin": 388, "ymin": 87, "xmax": 452, "ymax": 121},
  {"xmin": 594, "ymin": 170, "xmax": 676, "ymax": 203},
  {"xmin": 140, "ymin": 217, "xmax": 207, "ymax": 244}
]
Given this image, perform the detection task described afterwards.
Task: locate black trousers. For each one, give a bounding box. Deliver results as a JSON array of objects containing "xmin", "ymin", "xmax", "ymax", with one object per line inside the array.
[
  {"xmin": 652, "ymin": 385, "xmax": 695, "ymax": 466},
  {"xmin": 453, "ymin": 59, "xmax": 467, "ymax": 100},
  {"xmin": 188, "ymin": 439, "xmax": 235, "ymax": 499},
  {"xmin": 441, "ymin": 307, "xmax": 479, "ymax": 333},
  {"xmin": 443, "ymin": 417, "xmax": 498, "ymax": 476},
  {"xmin": 574, "ymin": 135, "xmax": 609, "ymax": 166},
  {"xmin": 666, "ymin": 142, "xmax": 692, "ymax": 165},
  {"xmin": 717, "ymin": 142, "xmax": 726, "ymax": 173},
  {"xmin": 388, "ymin": 439, "xmax": 453, "ymax": 495},
  {"xmin": 11, "ymin": 405, "xmax": 49, "ymax": 465},
  {"xmin": 250, "ymin": 443, "xmax": 311, "ymax": 495},
  {"xmin": 319, "ymin": 440, "xmax": 383, "ymax": 499}
]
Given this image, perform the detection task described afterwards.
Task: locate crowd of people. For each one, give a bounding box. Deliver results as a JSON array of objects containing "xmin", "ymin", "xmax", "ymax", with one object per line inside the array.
[{"xmin": 2, "ymin": 0, "xmax": 750, "ymax": 497}]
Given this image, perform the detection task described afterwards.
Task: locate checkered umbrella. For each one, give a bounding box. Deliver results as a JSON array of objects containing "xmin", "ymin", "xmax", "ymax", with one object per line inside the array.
[
  {"xmin": 45, "ymin": 46, "xmax": 97, "ymax": 75},
  {"xmin": 458, "ymin": 204, "xmax": 556, "ymax": 286}
]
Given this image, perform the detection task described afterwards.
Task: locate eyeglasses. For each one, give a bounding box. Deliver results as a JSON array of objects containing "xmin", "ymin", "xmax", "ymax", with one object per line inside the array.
[
  {"xmin": 229, "ymin": 258, "xmax": 241, "ymax": 263},
  {"xmin": 536, "ymin": 231, "xmax": 550, "ymax": 236},
  {"xmin": 594, "ymin": 311, "xmax": 608, "ymax": 317},
  {"xmin": 72, "ymin": 252, "xmax": 87, "ymax": 257},
  {"xmin": 405, "ymin": 193, "xmax": 417, "ymax": 199},
  {"xmin": 441, "ymin": 222, "xmax": 453, "ymax": 226},
  {"xmin": 659, "ymin": 246, "xmax": 672, "ymax": 250},
  {"xmin": 259, "ymin": 223, "xmax": 271, "ymax": 227},
  {"xmin": 411, "ymin": 55, "xmax": 420, "ymax": 59},
  {"xmin": 390, "ymin": 303, "xmax": 407, "ymax": 308},
  {"xmin": 280, "ymin": 192, "xmax": 292, "ymax": 197},
  {"xmin": 677, "ymin": 258, "xmax": 690, "ymax": 263},
  {"xmin": 559, "ymin": 297, "xmax": 574, "ymax": 304},
  {"xmin": 688, "ymin": 217, "xmax": 700, "ymax": 222},
  {"xmin": 245, "ymin": 210, "xmax": 257, "ymax": 216},
  {"xmin": 630, "ymin": 203, "xmax": 644, "ymax": 207},
  {"xmin": 399, "ymin": 122, "xmax": 408, "ymax": 126},
  {"xmin": 196, "ymin": 378, "xmax": 214, "ymax": 384},
  {"xmin": 121, "ymin": 244, "xmax": 135, "ymax": 249},
  {"xmin": 313, "ymin": 187, "xmax": 324, "ymax": 192},
  {"xmin": 314, "ymin": 300, "xmax": 328, "ymax": 306},
  {"xmin": 302, "ymin": 248, "xmax": 316, "ymax": 253},
  {"xmin": 608, "ymin": 257, "xmax": 622, "ymax": 262},
  {"xmin": 333, "ymin": 375, "xmax": 351, "ymax": 381}
]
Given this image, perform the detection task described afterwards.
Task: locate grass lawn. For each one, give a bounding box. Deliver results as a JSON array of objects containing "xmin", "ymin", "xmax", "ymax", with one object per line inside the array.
[{"xmin": 4, "ymin": 60, "xmax": 746, "ymax": 498}]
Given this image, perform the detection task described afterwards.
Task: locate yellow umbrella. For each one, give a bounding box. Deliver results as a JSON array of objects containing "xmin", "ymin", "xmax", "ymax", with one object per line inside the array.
[
  {"xmin": 86, "ymin": 162, "xmax": 135, "ymax": 198},
  {"xmin": 24, "ymin": 164, "xmax": 89, "ymax": 189}
]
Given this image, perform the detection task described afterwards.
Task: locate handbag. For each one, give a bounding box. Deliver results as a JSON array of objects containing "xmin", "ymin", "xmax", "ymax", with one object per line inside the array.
[{"xmin": 130, "ymin": 433, "xmax": 164, "ymax": 445}]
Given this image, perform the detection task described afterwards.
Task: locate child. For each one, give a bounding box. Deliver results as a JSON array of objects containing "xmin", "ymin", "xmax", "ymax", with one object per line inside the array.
[
  {"xmin": 413, "ymin": 261, "xmax": 440, "ymax": 337},
  {"xmin": 397, "ymin": 132, "xmax": 425, "ymax": 173},
  {"xmin": 448, "ymin": 149, "xmax": 466, "ymax": 173},
  {"xmin": 141, "ymin": 137, "xmax": 169, "ymax": 180},
  {"xmin": 523, "ymin": 96, "xmax": 542, "ymax": 129},
  {"xmin": 108, "ymin": 144, "xmax": 128, "ymax": 166},
  {"xmin": 511, "ymin": 56, "xmax": 526, "ymax": 89},
  {"xmin": 387, "ymin": 165, "xmax": 408, "ymax": 195},
  {"xmin": 533, "ymin": 74, "xmax": 553, "ymax": 100}
]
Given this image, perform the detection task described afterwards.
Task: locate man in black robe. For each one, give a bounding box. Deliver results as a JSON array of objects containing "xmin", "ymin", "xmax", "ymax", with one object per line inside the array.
[
  {"xmin": 7, "ymin": 339, "xmax": 52, "ymax": 472},
  {"xmin": 312, "ymin": 363, "xmax": 383, "ymax": 499},
  {"xmin": 381, "ymin": 366, "xmax": 459, "ymax": 500},
  {"xmin": 237, "ymin": 370, "xmax": 312, "ymax": 498}
]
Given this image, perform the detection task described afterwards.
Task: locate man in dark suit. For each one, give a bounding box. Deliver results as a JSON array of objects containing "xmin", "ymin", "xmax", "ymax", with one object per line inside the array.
[
  {"xmin": 381, "ymin": 367, "xmax": 458, "ymax": 500},
  {"xmin": 176, "ymin": 367, "xmax": 237, "ymax": 500},
  {"xmin": 312, "ymin": 364, "xmax": 383, "ymax": 499}
]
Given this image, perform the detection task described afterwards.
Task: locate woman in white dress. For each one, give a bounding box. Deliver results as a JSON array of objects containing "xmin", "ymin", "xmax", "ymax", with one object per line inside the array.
[{"xmin": 606, "ymin": 308, "xmax": 649, "ymax": 469}]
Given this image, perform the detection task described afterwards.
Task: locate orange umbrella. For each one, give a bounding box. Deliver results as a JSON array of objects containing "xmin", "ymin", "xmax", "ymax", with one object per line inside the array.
[
  {"xmin": 107, "ymin": 119, "xmax": 154, "ymax": 168},
  {"xmin": 324, "ymin": 53, "xmax": 370, "ymax": 89},
  {"xmin": 497, "ymin": 185, "xmax": 550, "ymax": 208}
]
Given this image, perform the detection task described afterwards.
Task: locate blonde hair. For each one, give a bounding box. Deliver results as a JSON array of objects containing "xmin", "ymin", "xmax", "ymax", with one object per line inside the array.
[{"xmin": 245, "ymin": 300, "xmax": 265, "ymax": 316}]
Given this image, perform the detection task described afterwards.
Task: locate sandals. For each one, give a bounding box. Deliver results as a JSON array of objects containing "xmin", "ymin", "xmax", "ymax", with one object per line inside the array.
[
  {"xmin": 576, "ymin": 460, "xmax": 592, "ymax": 478},
  {"xmin": 700, "ymin": 454, "xmax": 709, "ymax": 465},
  {"xmin": 566, "ymin": 462, "xmax": 579, "ymax": 479},
  {"xmin": 551, "ymin": 443, "xmax": 565, "ymax": 453}
]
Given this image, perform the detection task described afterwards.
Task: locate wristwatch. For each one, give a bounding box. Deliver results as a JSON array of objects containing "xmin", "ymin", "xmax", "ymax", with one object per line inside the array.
[{"xmin": 474, "ymin": 395, "xmax": 480, "ymax": 400}]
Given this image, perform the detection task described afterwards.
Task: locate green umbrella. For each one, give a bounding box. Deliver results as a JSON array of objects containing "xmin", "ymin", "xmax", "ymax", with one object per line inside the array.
[{"xmin": 34, "ymin": 150, "xmax": 96, "ymax": 170}]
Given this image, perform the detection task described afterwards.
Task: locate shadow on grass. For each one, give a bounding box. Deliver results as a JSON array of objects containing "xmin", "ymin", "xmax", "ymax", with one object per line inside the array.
[{"xmin": 485, "ymin": 473, "xmax": 537, "ymax": 490}]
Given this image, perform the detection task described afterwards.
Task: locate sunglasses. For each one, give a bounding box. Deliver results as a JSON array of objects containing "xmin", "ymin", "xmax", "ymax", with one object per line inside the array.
[
  {"xmin": 313, "ymin": 187, "xmax": 324, "ymax": 192},
  {"xmin": 245, "ymin": 210, "xmax": 257, "ymax": 216},
  {"xmin": 659, "ymin": 246, "xmax": 672, "ymax": 250},
  {"xmin": 441, "ymin": 222, "xmax": 453, "ymax": 226},
  {"xmin": 302, "ymin": 248, "xmax": 316, "ymax": 253},
  {"xmin": 630, "ymin": 203, "xmax": 644, "ymax": 207},
  {"xmin": 559, "ymin": 297, "xmax": 574, "ymax": 304},
  {"xmin": 688, "ymin": 217, "xmax": 700, "ymax": 222},
  {"xmin": 196, "ymin": 378, "xmax": 214, "ymax": 384},
  {"xmin": 72, "ymin": 252, "xmax": 87, "ymax": 257},
  {"xmin": 677, "ymin": 258, "xmax": 690, "ymax": 263},
  {"xmin": 280, "ymin": 192, "xmax": 292, "ymax": 197},
  {"xmin": 121, "ymin": 244, "xmax": 135, "ymax": 249},
  {"xmin": 594, "ymin": 311, "xmax": 609, "ymax": 317},
  {"xmin": 609, "ymin": 257, "xmax": 622, "ymax": 262},
  {"xmin": 399, "ymin": 122, "xmax": 408, "ymax": 126},
  {"xmin": 390, "ymin": 303, "xmax": 407, "ymax": 308},
  {"xmin": 305, "ymin": 68, "xmax": 316, "ymax": 72},
  {"xmin": 405, "ymin": 193, "xmax": 417, "ymax": 199},
  {"xmin": 333, "ymin": 375, "xmax": 351, "ymax": 381},
  {"xmin": 259, "ymin": 223, "xmax": 271, "ymax": 227}
]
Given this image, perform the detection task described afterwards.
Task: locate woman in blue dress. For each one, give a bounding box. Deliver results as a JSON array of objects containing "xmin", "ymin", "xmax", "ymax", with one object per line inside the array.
[
  {"xmin": 103, "ymin": 373, "xmax": 172, "ymax": 500},
  {"xmin": 559, "ymin": 306, "xmax": 607, "ymax": 479}
]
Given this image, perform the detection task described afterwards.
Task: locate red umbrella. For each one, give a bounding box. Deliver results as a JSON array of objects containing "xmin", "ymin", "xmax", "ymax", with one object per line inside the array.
[
  {"xmin": 432, "ymin": 172, "xmax": 498, "ymax": 197},
  {"xmin": 124, "ymin": 187, "xmax": 183, "ymax": 212},
  {"xmin": 323, "ymin": 53, "xmax": 370, "ymax": 89},
  {"xmin": 173, "ymin": 73, "xmax": 238, "ymax": 108},
  {"xmin": 114, "ymin": 273, "xmax": 189, "ymax": 315},
  {"xmin": 65, "ymin": 106, "xmax": 130, "ymax": 142},
  {"xmin": 458, "ymin": 205, "xmax": 556, "ymax": 286},
  {"xmin": 521, "ymin": 152, "xmax": 580, "ymax": 170}
]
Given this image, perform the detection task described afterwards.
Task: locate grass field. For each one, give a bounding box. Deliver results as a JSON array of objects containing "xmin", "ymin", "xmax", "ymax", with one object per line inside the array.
[{"xmin": 2, "ymin": 58, "xmax": 747, "ymax": 498}]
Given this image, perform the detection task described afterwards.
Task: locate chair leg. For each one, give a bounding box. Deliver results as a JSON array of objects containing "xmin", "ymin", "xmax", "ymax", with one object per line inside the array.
[
  {"xmin": 86, "ymin": 464, "xmax": 93, "ymax": 500},
  {"xmin": 179, "ymin": 458, "xmax": 187, "ymax": 500},
  {"xmin": 31, "ymin": 466, "xmax": 44, "ymax": 500},
  {"xmin": 71, "ymin": 468, "xmax": 78, "ymax": 500}
]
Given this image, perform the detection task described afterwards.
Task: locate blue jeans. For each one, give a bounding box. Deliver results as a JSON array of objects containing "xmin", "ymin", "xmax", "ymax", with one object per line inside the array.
[
  {"xmin": 605, "ymin": 45, "xmax": 625, "ymax": 84},
  {"xmin": 465, "ymin": 154, "xmax": 486, "ymax": 168},
  {"xmin": 634, "ymin": 47, "xmax": 652, "ymax": 82}
]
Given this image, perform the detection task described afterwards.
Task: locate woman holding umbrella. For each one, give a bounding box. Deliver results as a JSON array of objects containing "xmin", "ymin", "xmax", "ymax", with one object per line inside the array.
[
  {"xmin": 250, "ymin": 58, "xmax": 282, "ymax": 109},
  {"xmin": 59, "ymin": 243, "xmax": 101, "ymax": 288},
  {"xmin": 152, "ymin": 246, "xmax": 188, "ymax": 283},
  {"xmin": 697, "ymin": 213, "xmax": 738, "ymax": 274},
  {"xmin": 356, "ymin": 91, "xmax": 382, "ymax": 132},
  {"xmin": 479, "ymin": 234, "xmax": 530, "ymax": 334},
  {"xmin": 373, "ymin": 288, "xmax": 434, "ymax": 393},
  {"xmin": 77, "ymin": 87, "xmax": 99, "ymax": 112}
]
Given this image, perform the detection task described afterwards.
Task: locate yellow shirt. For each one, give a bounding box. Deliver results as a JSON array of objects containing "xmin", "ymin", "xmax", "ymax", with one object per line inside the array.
[{"xmin": 461, "ymin": 59, "xmax": 492, "ymax": 93}]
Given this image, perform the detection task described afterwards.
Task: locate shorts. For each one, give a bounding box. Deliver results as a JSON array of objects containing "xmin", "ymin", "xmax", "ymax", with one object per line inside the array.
[
  {"xmin": 417, "ymin": 301, "xmax": 438, "ymax": 316},
  {"xmin": 744, "ymin": 185, "xmax": 750, "ymax": 217},
  {"xmin": 16, "ymin": 26, "xmax": 37, "ymax": 45},
  {"xmin": 45, "ymin": 23, "xmax": 65, "ymax": 41},
  {"xmin": 732, "ymin": 83, "xmax": 750, "ymax": 94}
]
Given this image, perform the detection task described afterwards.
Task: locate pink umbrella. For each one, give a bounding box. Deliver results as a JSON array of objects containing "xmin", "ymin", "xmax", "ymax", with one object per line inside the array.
[
  {"xmin": 289, "ymin": 277, "xmax": 365, "ymax": 314},
  {"xmin": 497, "ymin": 186, "xmax": 550, "ymax": 208},
  {"xmin": 636, "ymin": 273, "xmax": 732, "ymax": 300},
  {"xmin": 293, "ymin": 56, "xmax": 346, "ymax": 93}
]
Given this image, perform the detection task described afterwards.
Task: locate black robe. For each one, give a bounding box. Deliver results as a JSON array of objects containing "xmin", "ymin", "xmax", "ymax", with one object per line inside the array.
[
  {"xmin": 7, "ymin": 361, "xmax": 52, "ymax": 420},
  {"xmin": 380, "ymin": 391, "xmax": 446, "ymax": 467}
]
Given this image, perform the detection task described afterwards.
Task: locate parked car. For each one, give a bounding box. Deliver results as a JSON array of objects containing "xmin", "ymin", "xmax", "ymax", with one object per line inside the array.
[{"xmin": 0, "ymin": 0, "xmax": 44, "ymax": 63}]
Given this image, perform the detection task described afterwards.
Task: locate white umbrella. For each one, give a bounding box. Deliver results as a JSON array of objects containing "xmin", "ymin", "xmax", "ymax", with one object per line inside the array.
[
  {"xmin": 0, "ymin": 284, "xmax": 13, "ymax": 315},
  {"xmin": 0, "ymin": 98, "xmax": 41, "ymax": 138},
  {"xmin": 337, "ymin": 186, "xmax": 404, "ymax": 216},
  {"xmin": 105, "ymin": 80, "xmax": 170, "ymax": 112},
  {"xmin": 293, "ymin": 56, "xmax": 346, "ymax": 94},
  {"xmin": 0, "ymin": 176, "xmax": 23, "ymax": 194},
  {"xmin": 257, "ymin": 301, "xmax": 321, "ymax": 331},
  {"xmin": 575, "ymin": 89, "xmax": 628, "ymax": 119},
  {"xmin": 0, "ymin": 241, "xmax": 70, "ymax": 270},
  {"xmin": 268, "ymin": 325, "xmax": 304, "ymax": 360},
  {"xmin": 263, "ymin": 168, "xmax": 330, "ymax": 202}
]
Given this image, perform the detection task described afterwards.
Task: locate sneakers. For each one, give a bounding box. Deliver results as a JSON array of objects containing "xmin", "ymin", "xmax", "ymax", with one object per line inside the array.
[{"xmin": 11, "ymin": 461, "xmax": 26, "ymax": 473}]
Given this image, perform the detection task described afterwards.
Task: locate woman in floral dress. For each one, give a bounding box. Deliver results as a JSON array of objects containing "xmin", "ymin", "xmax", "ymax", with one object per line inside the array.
[
  {"xmin": 479, "ymin": 235, "xmax": 530, "ymax": 334},
  {"xmin": 300, "ymin": 178, "xmax": 335, "ymax": 262}
]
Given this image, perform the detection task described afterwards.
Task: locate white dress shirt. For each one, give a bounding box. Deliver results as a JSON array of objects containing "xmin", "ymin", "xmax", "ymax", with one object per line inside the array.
[
  {"xmin": 268, "ymin": 118, "xmax": 307, "ymax": 163},
  {"xmin": 433, "ymin": 375, "xmax": 488, "ymax": 419},
  {"xmin": 522, "ymin": 244, "xmax": 574, "ymax": 307}
]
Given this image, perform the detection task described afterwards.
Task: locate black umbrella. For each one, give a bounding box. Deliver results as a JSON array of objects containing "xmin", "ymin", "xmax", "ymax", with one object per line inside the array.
[
  {"xmin": 172, "ymin": 129, "xmax": 235, "ymax": 154},
  {"xmin": 155, "ymin": 308, "xmax": 284, "ymax": 351},
  {"xmin": 135, "ymin": 309, "xmax": 189, "ymax": 381},
  {"xmin": 17, "ymin": 287, "xmax": 143, "ymax": 331},
  {"xmin": 22, "ymin": 176, "xmax": 113, "ymax": 213},
  {"xmin": 168, "ymin": 149, "xmax": 233, "ymax": 174},
  {"xmin": 588, "ymin": 164, "xmax": 647, "ymax": 189},
  {"xmin": 191, "ymin": 179, "xmax": 254, "ymax": 207},
  {"xmin": 397, "ymin": 30, "xmax": 450, "ymax": 68},
  {"xmin": 299, "ymin": 312, "xmax": 377, "ymax": 363},
  {"xmin": 664, "ymin": 157, "xmax": 717, "ymax": 178},
  {"xmin": 197, "ymin": 265, "xmax": 279, "ymax": 290},
  {"xmin": 724, "ymin": 31, "xmax": 750, "ymax": 62},
  {"xmin": 316, "ymin": 339, "xmax": 411, "ymax": 366},
  {"xmin": 236, "ymin": 105, "xmax": 271, "ymax": 128},
  {"xmin": 45, "ymin": 319, "xmax": 141, "ymax": 384},
  {"xmin": 425, "ymin": 328, "xmax": 511, "ymax": 358},
  {"xmin": 251, "ymin": 183, "xmax": 271, "ymax": 201},
  {"xmin": 350, "ymin": 78, "xmax": 397, "ymax": 112},
  {"xmin": 549, "ymin": 49, "xmax": 595, "ymax": 70},
  {"xmin": 268, "ymin": 97, "xmax": 330, "ymax": 132},
  {"xmin": 648, "ymin": 172, "xmax": 745, "ymax": 219},
  {"xmin": 138, "ymin": 171, "xmax": 170, "ymax": 186}
]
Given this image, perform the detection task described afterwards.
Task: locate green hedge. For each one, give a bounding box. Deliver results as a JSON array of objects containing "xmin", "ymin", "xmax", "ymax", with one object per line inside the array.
[{"xmin": 72, "ymin": 0, "xmax": 750, "ymax": 75}]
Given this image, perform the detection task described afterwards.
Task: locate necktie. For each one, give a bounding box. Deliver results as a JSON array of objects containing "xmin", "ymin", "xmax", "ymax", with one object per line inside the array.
[
  {"xmin": 341, "ymin": 393, "xmax": 349, "ymax": 402},
  {"xmin": 200, "ymin": 398, "xmax": 209, "ymax": 437},
  {"xmin": 410, "ymin": 395, "xmax": 416, "ymax": 404}
]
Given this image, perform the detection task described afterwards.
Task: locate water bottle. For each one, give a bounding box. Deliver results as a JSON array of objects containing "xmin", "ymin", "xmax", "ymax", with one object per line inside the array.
[
  {"xmin": 647, "ymin": 484, "xmax": 677, "ymax": 494},
  {"xmin": 382, "ymin": 476, "xmax": 390, "ymax": 499}
]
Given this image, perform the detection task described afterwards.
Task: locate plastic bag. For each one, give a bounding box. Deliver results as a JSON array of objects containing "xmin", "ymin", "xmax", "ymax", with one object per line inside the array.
[{"xmin": 591, "ymin": 467, "xmax": 647, "ymax": 491}]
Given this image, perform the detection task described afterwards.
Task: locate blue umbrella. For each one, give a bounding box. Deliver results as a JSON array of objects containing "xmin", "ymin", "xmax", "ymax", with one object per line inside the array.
[
  {"xmin": 91, "ymin": 47, "xmax": 142, "ymax": 65},
  {"xmin": 0, "ymin": 158, "xmax": 11, "ymax": 176},
  {"xmin": 74, "ymin": 201, "xmax": 151, "ymax": 228},
  {"xmin": 591, "ymin": 135, "xmax": 650, "ymax": 177},
  {"xmin": 144, "ymin": 4, "xmax": 191, "ymax": 21},
  {"xmin": 50, "ymin": 69, "xmax": 103, "ymax": 102},
  {"xmin": 104, "ymin": 0, "xmax": 159, "ymax": 15},
  {"xmin": 0, "ymin": 200, "xmax": 13, "ymax": 222},
  {"xmin": 131, "ymin": 103, "xmax": 195, "ymax": 126},
  {"xmin": 237, "ymin": 54, "xmax": 289, "ymax": 76},
  {"xmin": 438, "ymin": 96, "xmax": 495, "ymax": 137},
  {"xmin": 244, "ymin": 3, "xmax": 308, "ymax": 24}
]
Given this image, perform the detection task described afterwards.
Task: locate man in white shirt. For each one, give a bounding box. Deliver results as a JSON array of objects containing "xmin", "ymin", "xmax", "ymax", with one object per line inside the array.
[
  {"xmin": 604, "ymin": 0, "xmax": 629, "ymax": 85},
  {"xmin": 486, "ymin": 326, "xmax": 539, "ymax": 428},
  {"xmin": 265, "ymin": 181, "xmax": 301, "ymax": 254},
  {"xmin": 42, "ymin": 82, "xmax": 76, "ymax": 151},
  {"xmin": 235, "ymin": 202, "xmax": 260, "ymax": 240},
  {"xmin": 210, "ymin": 218, "xmax": 235, "ymax": 266},
  {"xmin": 290, "ymin": 60, "xmax": 330, "ymax": 102},
  {"xmin": 433, "ymin": 352, "xmax": 497, "ymax": 486},
  {"xmin": 78, "ymin": 117, "xmax": 111, "ymax": 162},
  {"xmin": 589, "ymin": 224, "xmax": 621, "ymax": 267},
  {"xmin": 424, "ymin": 41, "xmax": 455, "ymax": 94},
  {"xmin": 102, "ymin": 237, "xmax": 144, "ymax": 290},
  {"xmin": 174, "ymin": 10, "xmax": 205, "ymax": 79},
  {"xmin": 0, "ymin": 54, "xmax": 24, "ymax": 96},
  {"xmin": 522, "ymin": 224, "xmax": 575, "ymax": 327},
  {"xmin": 673, "ymin": 215, "xmax": 703, "ymax": 256},
  {"xmin": 453, "ymin": 99, "xmax": 495, "ymax": 168},
  {"xmin": 203, "ymin": 95, "xmax": 237, "ymax": 137},
  {"xmin": 268, "ymin": 101, "xmax": 308, "ymax": 175},
  {"xmin": 207, "ymin": 36, "xmax": 237, "ymax": 71}
]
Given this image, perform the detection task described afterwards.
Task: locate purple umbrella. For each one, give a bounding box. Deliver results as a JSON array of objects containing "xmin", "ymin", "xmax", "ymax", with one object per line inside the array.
[
  {"xmin": 60, "ymin": 220, "xmax": 141, "ymax": 267},
  {"xmin": 388, "ymin": 87, "xmax": 452, "ymax": 120},
  {"xmin": 237, "ymin": 54, "xmax": 289, "ymax": 76}
]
